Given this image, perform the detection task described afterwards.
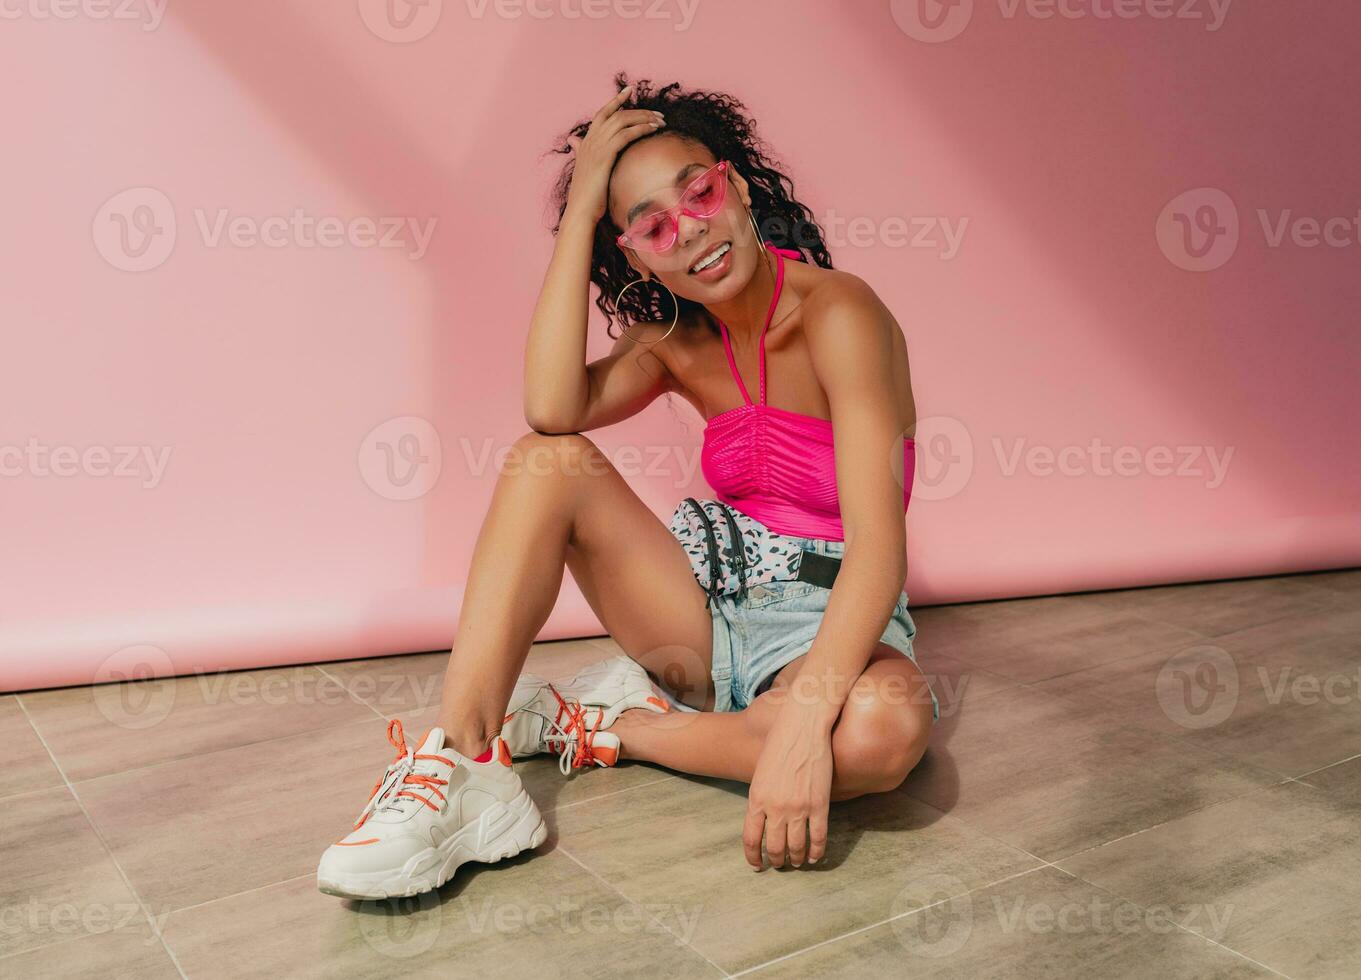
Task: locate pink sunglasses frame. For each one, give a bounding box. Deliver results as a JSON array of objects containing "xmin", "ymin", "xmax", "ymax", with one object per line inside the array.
[{"xmin": 616, "ymin": 160, "xmax": 731, "ymax": 253}]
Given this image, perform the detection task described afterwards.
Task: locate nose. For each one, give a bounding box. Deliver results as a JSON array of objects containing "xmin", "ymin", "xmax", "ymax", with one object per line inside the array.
[{"xmin": 674, "ymin": 211, "xmax": 707, "ymax": 253}]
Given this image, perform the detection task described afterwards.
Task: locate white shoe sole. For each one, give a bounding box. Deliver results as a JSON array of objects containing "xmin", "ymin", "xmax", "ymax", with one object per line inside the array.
[{"xmin": 317, "ymin": 788, "xmax": 548, "ymax": 900}]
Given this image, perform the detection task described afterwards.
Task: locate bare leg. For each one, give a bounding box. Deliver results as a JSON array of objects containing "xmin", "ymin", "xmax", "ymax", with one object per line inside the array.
[
  {"xmin": 435, "ymin": 431, "xmax": 715, "ymax": 757},
  {"xmin": 610, "ymin": 645, "xmax": 936, "ymax": 800}
]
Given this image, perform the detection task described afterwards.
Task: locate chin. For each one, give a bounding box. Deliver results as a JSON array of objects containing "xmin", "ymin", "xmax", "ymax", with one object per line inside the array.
[{"xmin": 702, "ymin": 250, "xmax": 759, "ymax": 299}]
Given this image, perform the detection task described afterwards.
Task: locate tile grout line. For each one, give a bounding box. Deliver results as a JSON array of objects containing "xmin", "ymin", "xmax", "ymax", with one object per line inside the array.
[
  {"xmin": 999, "ymin": 672, "xmax": 1313, "ymax": 786},
  {"xmin": 731, "ymin": 808, "xmax": 1069, "ymax": 976},
  {"xmin": 884, "ymin": 777, "xmax": 1307, "ymax": 971},
  {"xmin": 553, "ymin": 842, "xmax": 734, "ymax": 979},
  {"xmin": 132, "ymin": 778, "xmax": 685, "ymax": 941},
  {"xmin": 166, "ymin": 872, "xmax": 315, "ymax": 918},
  {"xmin": 925, "ymin": 620, "xmax": 1216, "ymax": 703},
  {"xmin": 730, "ymin": 864, "xmax": 1045, "ymax": 978},
  {"xmin": 1291, "ymin": 751, "xmax": 1361, "ymax": 785},
  {"xmin": 12, "ymin": 695, "xmax": 190, "ymax": 980},
  {"xmin": 140, "ymin": 778, "xmax": 680, "ymax": 920},
  {"xmin": 58, "ymin": 714, "xmax": 387, "ymax": 789},
  {"xmin": 740, "ymin": 762, "xmax": 1283, "ymax": 975},
  {"xmin": 547, "ymin": 773, "xmax": 678, "ymax": 812},
  {"xmin": 929, "ymin": 580, "xmax": 1350, "ymax": 691},
  {"xmin": 1045, "ymin": 866, "xmax": 1295, "ymax": 979},
  {"xmin": 1044, "ymin": 777, "xmax": 1296, "ymax": 864},
  {"xmin": 738, "ymin": 854, "xmax": 1293, "ymax": 980},
  {"xmin": 312, "ymin": 664, "xmax": 395, "ymax": 722},
  {"xmin": 11, "ymin": 712, "xmax": 679, "ymax": 951},
  {"xmin": 0, "ymin": 923, "xmax": 136, "ymax": 967}
]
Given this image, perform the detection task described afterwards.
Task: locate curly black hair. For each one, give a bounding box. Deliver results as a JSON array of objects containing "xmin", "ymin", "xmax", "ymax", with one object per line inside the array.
[{"xmin": 545, "ymin": 71, "xmax": 834, "ymax": 341}]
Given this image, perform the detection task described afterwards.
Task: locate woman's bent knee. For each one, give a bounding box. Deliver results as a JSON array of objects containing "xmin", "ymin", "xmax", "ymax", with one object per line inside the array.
[
  {"xmin": 505, "ymin": 430, "xmax": 611, "ymax": 481},
  {"xmin": 831, "ymin": 680, "xmax": 932, "ymax": 795}
]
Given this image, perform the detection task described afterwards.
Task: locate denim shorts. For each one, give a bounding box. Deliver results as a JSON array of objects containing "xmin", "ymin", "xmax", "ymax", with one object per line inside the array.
[{"xmin": 668, "ymin": 523, "xmax": 940, "ymax": 721}]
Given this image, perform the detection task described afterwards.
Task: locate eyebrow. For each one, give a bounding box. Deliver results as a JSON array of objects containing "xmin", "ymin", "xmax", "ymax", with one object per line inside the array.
[{"xmin": 624, "ymin": 162, "xmax": 709, "ymax": 225}]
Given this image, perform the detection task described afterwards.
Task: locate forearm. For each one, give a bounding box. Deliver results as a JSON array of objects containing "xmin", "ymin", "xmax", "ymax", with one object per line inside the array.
[
  {"xmin": 523, "ymin": 210, "xmax": 597, "ymax": 430},
  {"xmin": 783, "ymin": 538, "xmax": 906, "ymax": 730}
]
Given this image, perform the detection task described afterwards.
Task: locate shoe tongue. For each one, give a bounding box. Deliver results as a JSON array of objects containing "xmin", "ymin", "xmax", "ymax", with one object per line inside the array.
[
  {"xmin": 369, "ymin": 726, "xmax": 455, "ymax": 823},
  {"xmin": 416, "ymin": 726, "xmax": 450, "ymax": 757}
]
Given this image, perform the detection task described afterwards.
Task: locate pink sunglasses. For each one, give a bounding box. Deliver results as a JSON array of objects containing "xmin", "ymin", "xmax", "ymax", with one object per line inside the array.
[{"xmin": 616, "ymin": 160, "xmax": 731, "ymax": 253}]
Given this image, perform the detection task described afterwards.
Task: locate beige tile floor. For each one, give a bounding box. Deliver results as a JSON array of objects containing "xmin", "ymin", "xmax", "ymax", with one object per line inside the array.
[{"xmin": 3, "ymin": 569, "xmax": 1358, "ymax": 979}]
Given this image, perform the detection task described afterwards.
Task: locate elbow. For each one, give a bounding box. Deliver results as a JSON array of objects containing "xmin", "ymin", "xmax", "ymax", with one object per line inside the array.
[
  {"xmin": 522, "ymin": 398, "xmax": 548, "ymax": 433},
  {"xmin": 522, "ymin": 398, "xmax": 556, "ymax": 433},
  {"xmin": 523, "ymin": 390, "xmax": 584, "ymax": 433},
  {"xmin": 523, "ymin": 409, "xmax": 576, "ymax": 436},
  {"xmin": 523, "ymin": 409, "xmax": 551, "ymax": 433}
]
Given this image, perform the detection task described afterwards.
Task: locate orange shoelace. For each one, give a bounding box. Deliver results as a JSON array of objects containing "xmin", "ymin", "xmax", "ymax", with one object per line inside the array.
[
  {"xmin": 353, "ymin": 719, "xmax": 455, "ymax": 830},
  {"xmin": 545, "ymin": 686, "xmax": 607, "ymax": 771}
]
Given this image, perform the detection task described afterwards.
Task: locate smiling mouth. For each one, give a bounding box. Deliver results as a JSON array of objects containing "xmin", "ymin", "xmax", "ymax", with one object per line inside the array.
[{"xmin": 689, "ymin": 241, "xmax": 731, "ymax": 274}]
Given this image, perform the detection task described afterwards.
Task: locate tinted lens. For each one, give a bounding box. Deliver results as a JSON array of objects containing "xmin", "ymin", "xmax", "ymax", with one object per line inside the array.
[
  {"xmin": 627, "ymin": 211, "xmax": 675, "ymax": 249},
  {"xmin": 680, "ymin": 167, "xmax": 726, "ymax": 216}
]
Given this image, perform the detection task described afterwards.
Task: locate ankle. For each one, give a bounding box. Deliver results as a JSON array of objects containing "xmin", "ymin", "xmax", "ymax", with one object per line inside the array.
[
  {"xmin": 607, "ymin": 707, "xmax": 654, "ymax": 759},
  {"xmin": 440, "ymin": 720, "xmax": 498, "ymax": 759},
  {"xmin": 607, "ymin": 706, "xmax": 644, "ymax": 730}
]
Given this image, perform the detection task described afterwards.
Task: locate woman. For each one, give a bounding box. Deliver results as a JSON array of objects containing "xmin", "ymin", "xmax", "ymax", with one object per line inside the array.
[{"xmin": 317, "ymin": 74, "xmax": 939, "ymax": 902}]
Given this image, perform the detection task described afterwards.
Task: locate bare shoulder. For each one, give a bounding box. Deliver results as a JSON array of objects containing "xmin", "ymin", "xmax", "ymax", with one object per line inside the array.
[
  {"xmin": 793, "ymin": 265, "xmax": 916, "ymax": 435},
  {"xmin": 796, "ymin": 266, "xmax": 900, "ymax": 344}
]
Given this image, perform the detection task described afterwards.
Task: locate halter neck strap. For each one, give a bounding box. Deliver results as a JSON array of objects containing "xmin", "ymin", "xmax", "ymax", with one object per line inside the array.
[{"xmin": 717, "ymin": 240, "xmax": 797, "ymax": 407}]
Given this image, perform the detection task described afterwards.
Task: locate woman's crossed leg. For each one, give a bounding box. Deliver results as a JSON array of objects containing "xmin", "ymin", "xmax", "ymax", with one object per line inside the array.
[{"xmin": 437, "ymin": 429, "xmax": 932, "ymax": 801}]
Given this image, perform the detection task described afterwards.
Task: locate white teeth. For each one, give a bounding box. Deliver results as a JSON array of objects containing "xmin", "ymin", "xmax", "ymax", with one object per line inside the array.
[{"xmin": 691, "ymin": 242, "xmax": 730, "ymax": 274}]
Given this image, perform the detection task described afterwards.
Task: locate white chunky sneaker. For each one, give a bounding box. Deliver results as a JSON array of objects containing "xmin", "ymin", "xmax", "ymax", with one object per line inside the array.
[
  {"xmin": 501, "ymin": 655, "xmax": 672, "ymax": 773},
  {"xmin": 317, "ymin": 720, "xmax": 547, "ymax": 900}
]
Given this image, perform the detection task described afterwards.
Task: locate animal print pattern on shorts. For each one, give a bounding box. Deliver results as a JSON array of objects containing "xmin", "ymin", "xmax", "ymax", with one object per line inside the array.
[{"xmin": 667, "ymin": 497, "xmax": 805, "ymax": 602}]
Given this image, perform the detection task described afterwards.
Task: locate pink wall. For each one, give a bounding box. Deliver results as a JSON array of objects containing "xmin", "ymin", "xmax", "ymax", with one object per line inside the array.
[{"xmin": 3, "ymin": 0, "xmax": 1358, "ymax": 691}]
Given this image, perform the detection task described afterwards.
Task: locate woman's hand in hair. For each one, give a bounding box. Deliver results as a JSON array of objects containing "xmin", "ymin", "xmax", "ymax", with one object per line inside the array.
[{"xmin": 563, "ymin": 84, "xmax": 665, "ymax": 225}]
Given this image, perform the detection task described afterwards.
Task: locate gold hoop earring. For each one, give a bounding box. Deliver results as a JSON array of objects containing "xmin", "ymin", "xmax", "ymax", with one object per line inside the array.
[
  {"xmin": 614, "ymin": 274, "xmax": 678, "ymax": 346},
  {"xmin": 744, "ymin": 205, "xmax": 778, "ymax": 282},
  {"xmin": 746, "ymin": 206, "xmax": 765, "ymax": 252},
  {"xmin": 726, "ymin": 164, "xmax": 766, "ymax": 253}
]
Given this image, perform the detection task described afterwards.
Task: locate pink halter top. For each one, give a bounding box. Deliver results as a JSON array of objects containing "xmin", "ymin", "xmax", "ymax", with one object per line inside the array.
[{"xmin": 700, "ymin": 242, "xmax": 916, "ymax": 542}]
